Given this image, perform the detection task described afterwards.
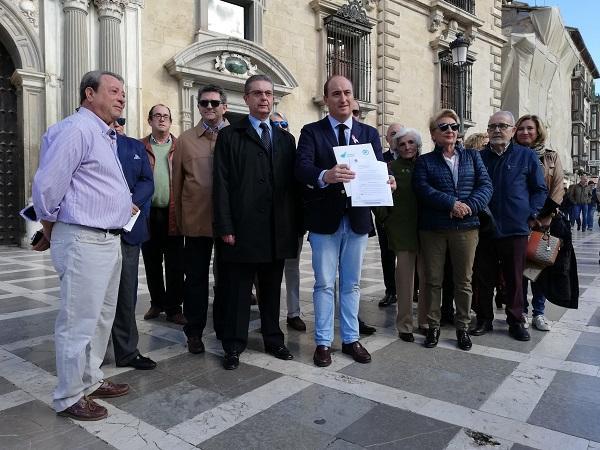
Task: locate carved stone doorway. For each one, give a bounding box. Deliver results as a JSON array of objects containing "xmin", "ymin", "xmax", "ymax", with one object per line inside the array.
[{"xmin": 0, "ymin": 39, "xmax": 22, "ymax": 245}]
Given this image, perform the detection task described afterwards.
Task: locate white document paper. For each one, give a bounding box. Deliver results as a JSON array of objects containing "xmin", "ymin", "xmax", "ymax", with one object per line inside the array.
[
  {"xmin": 349, "ymin": 160, "xmax": 393, "ymax": 207},
  {"xmin": 332, "ymin": 143, "xmax": 377, "ymax": 196},
  {"xmin": 123, "ymin": 210, "xmax": 140, "ymax": 233}
]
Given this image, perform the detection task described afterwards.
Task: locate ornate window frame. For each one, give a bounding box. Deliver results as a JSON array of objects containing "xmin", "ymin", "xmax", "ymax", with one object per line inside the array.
[{"xmin": 310, "ymin": 0, "xmax": 377, "ymax": 119}]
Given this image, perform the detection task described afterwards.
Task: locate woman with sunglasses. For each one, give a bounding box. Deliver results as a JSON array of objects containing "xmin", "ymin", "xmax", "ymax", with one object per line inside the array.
[
  {"xmin": 412, "ymin": 109, "xmax": 492, "ymax": 350},
  {"xmin": 514, "ymin": 114, "xmax": 564, "ymax": 332}
]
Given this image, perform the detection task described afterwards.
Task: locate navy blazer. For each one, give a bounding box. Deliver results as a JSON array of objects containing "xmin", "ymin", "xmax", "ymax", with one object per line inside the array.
[
  {"xmin": 295, "ymin": 117, "xmax": 383, "ymax": 234},
  {"xmin": 116, "ymin": 134, "xmax": 154, "ymax": 245}
]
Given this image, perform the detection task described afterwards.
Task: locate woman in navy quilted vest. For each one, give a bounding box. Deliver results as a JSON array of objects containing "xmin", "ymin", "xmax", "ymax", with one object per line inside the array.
[{"xmin": 413, "ymin": 109, "xmax": 493, "ymax": 351}]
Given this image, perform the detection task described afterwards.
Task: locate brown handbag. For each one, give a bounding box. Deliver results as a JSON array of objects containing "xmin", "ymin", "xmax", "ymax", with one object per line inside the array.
[{"xmin": 526, "ymin": 230, "xmax": 561, "ymax": 267}]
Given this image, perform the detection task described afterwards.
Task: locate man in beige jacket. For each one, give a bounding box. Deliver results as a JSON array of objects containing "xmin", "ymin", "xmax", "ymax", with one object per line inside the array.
[{"xmin": 172, "ymin": 84, "xmax": 229, "ymax": 354}]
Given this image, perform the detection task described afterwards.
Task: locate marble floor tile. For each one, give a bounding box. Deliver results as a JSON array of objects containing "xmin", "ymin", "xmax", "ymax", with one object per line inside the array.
[
  {"xmin": 0, "ymin": 376, "xmax": 18, "ymax": 395},
  {"xmin": 0, "ymin": 310, "xmax": 57, "ymax": 344},
  {"xmin": 12, "ymin": 339, "xmax": 57, "ymax": 375},
  {"xmin": 265, "ymin": 384, "xmax": 376, "ymax": 435},
  {"xmin": 9, "ymin": 276, "xmax": 60, "ymax": 290},
  {"xmin": 337, "ymin": 403, "xmax": 460, "ymax": 449},
  {"xmin": 588, "ymin": 307, "xmax": 600, "ymax": 327},
  {"xmin": 0, "ymin": 296, "xmax": 49, "ymax": 314},
  {"xmin": 567, "ymin": 332, "xmax": 600, "ymax": 366},
  {"xmin": 528, "ymin": 371, "xmax": 600, "ymax": 442},
  {"xmin": 0, "ymin": 269, "xmax": 55, "ymax": 282},
  {"xmin": 340, "ymin": 339, "xmax": 518, "ymax": 409}
]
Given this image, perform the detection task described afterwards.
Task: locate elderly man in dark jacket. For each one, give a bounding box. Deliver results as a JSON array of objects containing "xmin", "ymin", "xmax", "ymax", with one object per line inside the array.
[
  {"xmin": 213, "ymin": 74, "xmax": 300, "ymax": 370},
  {"xmin": 471, "ymin": 111, "xmax": 547, "ymax": 341},
  {"xmin": 413, "ymin": 109, "xmax": 493, "ymax": 351}
]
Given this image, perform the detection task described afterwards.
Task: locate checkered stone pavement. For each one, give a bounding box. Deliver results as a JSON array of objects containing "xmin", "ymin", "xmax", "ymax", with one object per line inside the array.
[{"xmin": 0, "ymin": 229, "xmax": 599, "ymax": 449}]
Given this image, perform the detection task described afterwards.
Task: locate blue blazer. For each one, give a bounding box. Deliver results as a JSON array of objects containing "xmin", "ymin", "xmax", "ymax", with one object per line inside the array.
[
  {"xmin": 295, "ymin": 117, "xmax": 383, "ymax": 234},
  {"xmin": 116, "ymin": 134, "xmax": 154, "ymax": 245}
]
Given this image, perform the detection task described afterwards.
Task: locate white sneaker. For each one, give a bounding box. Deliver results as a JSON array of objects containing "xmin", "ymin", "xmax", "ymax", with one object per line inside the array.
[
  {"xmin": 522, "ymin": 313, "xmax": 530, "ymax": 329},
  {"xmin": 533, "ymin": 315, "xmax": 551, "ymax": 331}
]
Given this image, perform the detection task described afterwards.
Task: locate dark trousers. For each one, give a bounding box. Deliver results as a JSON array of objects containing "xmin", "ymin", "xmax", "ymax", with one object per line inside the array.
[
  {"xmin": 472, "ymin": 235, "xmax": 528, "ymax": 325},
  {"xmin": 212, "ymin": 244, "xmax": 225, "ymax": 339},
  {"xmin": 376, "ymin": 221, "xmax": 396, "ymax": 295},
  {"xmin": 182, "ymin": 236, "xmax": 214, "ymax": 338},
  {"xmin": 141, "ymin": 207, "xmax": 184, "ymax": 315},
  {"xmin": 112, "ymin": 242, "xmax": 141, "ymax": 365},
  {"xmin": 220, "ymin": 259, "xmax": 285, "ymax": 354},
  {"xmin": 442, "ymin": 249, "xmax": 455, "ymax": 317}
]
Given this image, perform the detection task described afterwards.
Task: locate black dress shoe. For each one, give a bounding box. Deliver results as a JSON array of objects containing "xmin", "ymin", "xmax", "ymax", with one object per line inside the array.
[
  {"xmin": 187, "ymin": 336, "xmax": 205, "ymax": 354},
  {"xmin": 341, "ymin": 341, "xmax": 371, "ymax": 363},
  {"xmin": 509, "ymin": 323, "xmax": 531, "ymax": 341},
  {"xmin": 117, "ymin": 354, "xmax": 157, "ymax": 370},
  {"xmin": 399, "ymin": 332, "xmax": 415, "ymax": 342},
  {"xmin": 456, "ymin": 330, "xmax": 472, "ymax": 351},
  {"xmin": 358, "ymin": 318, "xmax": 376, "ymax": 335},
  {"xmin": 378, "ymin": 294, "xmax": 397, "ymax": 307},
  {"xmin": 287, "ymin": 316, "xmax": 306, "ymax": 332},
  {"xmin": 265, "ymin": 345, "xmax": 293, "ymax": 360},
  {"xmin": 469, "ymin": 320, "xmax": 493, "ymax": 336},
  {"xmin": 223, "ymin": 352, "xmax": 240, "ymax": 370},
  {"xmin": 313, "ymin": 345, "xmax": 332, "ymax": 367},
  {"xmin": 424, "ymin": 327, "xmax": 440, "ymax": 348}
]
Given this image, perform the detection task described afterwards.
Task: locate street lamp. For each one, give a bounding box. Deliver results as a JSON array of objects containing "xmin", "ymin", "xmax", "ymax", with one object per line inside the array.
[{"xmin": 450, "ymin": 32, "xmax": 470, "ymax": 135}]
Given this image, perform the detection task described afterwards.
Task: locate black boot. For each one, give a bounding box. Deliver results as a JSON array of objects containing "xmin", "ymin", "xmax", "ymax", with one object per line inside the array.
[
  {"xmin": 424, "ymin": 327, "xmax": 440, "ymax": 348},
  {"xmin": 456, "ymin": 330, "xmax": 472, "ymax": 351},
  {"xmin": 469, "ymin": 320, "xmax": 493, "ymax": 336}
]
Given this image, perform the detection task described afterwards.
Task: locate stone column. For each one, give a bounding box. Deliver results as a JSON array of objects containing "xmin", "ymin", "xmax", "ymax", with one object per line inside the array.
[
  {"xmin": 94, "ymin": 0, "xmax": 128, "ymax": 73},
  {"xmin": 62, "ymin": 0, "xmax": 90, "ymax": 116}
]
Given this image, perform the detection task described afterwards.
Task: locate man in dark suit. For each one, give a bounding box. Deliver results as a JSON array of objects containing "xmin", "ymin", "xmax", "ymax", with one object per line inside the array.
[
  {"xmin": 213, "ymin": 74, "xmax": 300, "ymax": 370},
  {"xmin": 111, "ymin": 119, "xmax": 157, "ymax": 369},
  {"xmin": 295, "ymin": 75, "xmax": 392, "ymax": 367}
]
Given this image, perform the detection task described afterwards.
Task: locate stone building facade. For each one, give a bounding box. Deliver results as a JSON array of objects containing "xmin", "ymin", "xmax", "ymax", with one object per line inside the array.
[{"xmin": 1, "ymin": 0, "xmax": 503, "ymax": 245}]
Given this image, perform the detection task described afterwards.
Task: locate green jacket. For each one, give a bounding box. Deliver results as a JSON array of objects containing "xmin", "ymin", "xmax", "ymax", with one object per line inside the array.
[{"xmin": 374, "ymin": 158, "xmax": 418, "ymax": 252}]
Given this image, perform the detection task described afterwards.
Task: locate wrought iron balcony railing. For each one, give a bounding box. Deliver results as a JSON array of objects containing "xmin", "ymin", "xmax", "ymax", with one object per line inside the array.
[{"xmin": 443, "ymin": 0, "xmax": 475, "ymax": 15}]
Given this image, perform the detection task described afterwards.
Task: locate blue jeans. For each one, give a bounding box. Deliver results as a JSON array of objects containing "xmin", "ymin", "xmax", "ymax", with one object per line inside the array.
[
  {"xmin": 570, "ymin": 204, "xmax": 583, "ymax": 229},
  {"xmin": 309, "ymin": 216, "xmax": 368, "ymax": 346},
  {"xmin": 523, "ymin": 277, "xmax": 545, "ymax": 317},
  {"xmin": 585, "ymin": 204, "xmax": 595, "ymax": 230}
]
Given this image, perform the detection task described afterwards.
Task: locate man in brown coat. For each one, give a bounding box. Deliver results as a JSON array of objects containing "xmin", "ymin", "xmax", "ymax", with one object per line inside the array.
[{"xmin": 173, "ymin": 85, "xmax": 230, "ymax": 353}]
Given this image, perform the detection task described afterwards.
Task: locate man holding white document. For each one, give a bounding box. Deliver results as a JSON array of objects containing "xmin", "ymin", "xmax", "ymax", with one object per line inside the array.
[{"xmin": 295, "ymin": 75, "xmax": 395, "ymax": 367}]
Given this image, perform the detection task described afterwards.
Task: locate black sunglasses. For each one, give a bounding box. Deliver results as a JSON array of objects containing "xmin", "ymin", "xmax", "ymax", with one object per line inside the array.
[
  {"xmin": 199, "ymin": 99, "xmax": 222, "ymax": 108},
  {"xmin": 272, "ymin": 120, "xmax": 288, "ymax": 128},
  {"xmin": 437, "ymin": 123, "xmax": 460, "ymax": 132},
  {"xmin": 116, "ymin": 117, "xmax": 126, "ymax": 126}
]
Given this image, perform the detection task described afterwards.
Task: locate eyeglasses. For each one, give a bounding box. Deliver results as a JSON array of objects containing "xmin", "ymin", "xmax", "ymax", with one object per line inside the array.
[
  {"xmin": 247, "ymin": 90, "xmax": 273, "ymax": 98},
  {"xmin": 487, "ymin": 123, "xmax": 512, "ymax": 131},
  {"xmin": 272, "ymin": 120, "xmax": 288, "ymax": 129},
  {"xmin": 437, "ymin": 123, "xmax": 460, "ymax": 132},
  {"xmin": 152, "ymin": 113, "xmax": 170, "ymax": 121},
  {"xmin": 199, "ymin": 99, "xmax": 222, "ymax": 108},
  {"xmin": 352, "ymin": 109, "xmax": 360, "ymax": 117}
]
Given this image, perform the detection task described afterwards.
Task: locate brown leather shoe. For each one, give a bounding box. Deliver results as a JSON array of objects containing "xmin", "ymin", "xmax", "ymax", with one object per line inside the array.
[
  {"xmin": 57, "ymin": 397, "xmax": 107, "ymax": 421},
  {"xmin": 89, "ymin": 380, "xmax": 129, "ymax": 399},
  {"xmin": 341, "ymin": 341, "xmax": 371, "ymax": 364},
  {"xmin": 313, "ymin": 345, "xmax": 332, "ymax": 367},
  {"xmin": 166, "ymin": 312, "xmax": 187, "ymax": 325},
  {"xmin": 144, "ymin": 306, "xmax": 162, "ymax": 320},
  {"xmin": 287, "ymin": 316, "xmax": 307, "ymax": 332}
]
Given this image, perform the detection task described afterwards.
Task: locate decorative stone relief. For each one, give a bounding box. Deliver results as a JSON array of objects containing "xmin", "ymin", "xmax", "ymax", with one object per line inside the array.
[
  {"xmin": 94, "ymin": 0, "xmax": 127, "ymax": 19},
  {"xmin": 18, "ymin": 0, "xmax": 37, "ymax": 28},
  {"xmin": 337, "ymin": 0, "xmax": 370, "ymax": 26},
  {"xmin": 429, "ymin": 9, "xmax": 444, "ymax": 32},
  {"xmin": 62, "ymin": 0, "xmax": 90, "ymax": 12},
  {"xmin": 215, "ymin": 52, "xmax": 258, "ymax": 78},
  {"xmin": 362, "ymin": 0, "xmax": 375, "ymax": 11}
]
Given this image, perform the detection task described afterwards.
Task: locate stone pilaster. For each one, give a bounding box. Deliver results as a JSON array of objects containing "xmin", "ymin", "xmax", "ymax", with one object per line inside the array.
[
  {"xmin": 62, "ymin": 0, "xmax": 90, "ymax": 117},
  {"xmin": 94, "ymin": 0, "xmax": 128, "ymax": 74}
]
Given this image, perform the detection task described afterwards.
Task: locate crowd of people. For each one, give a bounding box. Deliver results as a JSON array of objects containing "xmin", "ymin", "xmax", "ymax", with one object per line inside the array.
[{"xmin": 29, "ymin": 69, "xmax": 592, "ymax": 421}]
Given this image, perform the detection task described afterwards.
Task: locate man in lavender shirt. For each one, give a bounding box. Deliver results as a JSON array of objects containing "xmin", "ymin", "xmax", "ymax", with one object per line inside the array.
[{"xmin": 32, "ymin": 71, "xmax": 133, "ymax": 421}]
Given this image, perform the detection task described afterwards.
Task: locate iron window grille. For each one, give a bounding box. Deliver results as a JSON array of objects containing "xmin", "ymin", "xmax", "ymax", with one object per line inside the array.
[
  {"xmin": 324, "ymin": 11, "xmax": 372, "ymax": 103},
  {"xmin": 443, "ymin": 0, "xmax": 475, "ymax": 15},
  {"xmin": 439, "ymin": 51, "xmax": 473, "ymax": 122}
]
